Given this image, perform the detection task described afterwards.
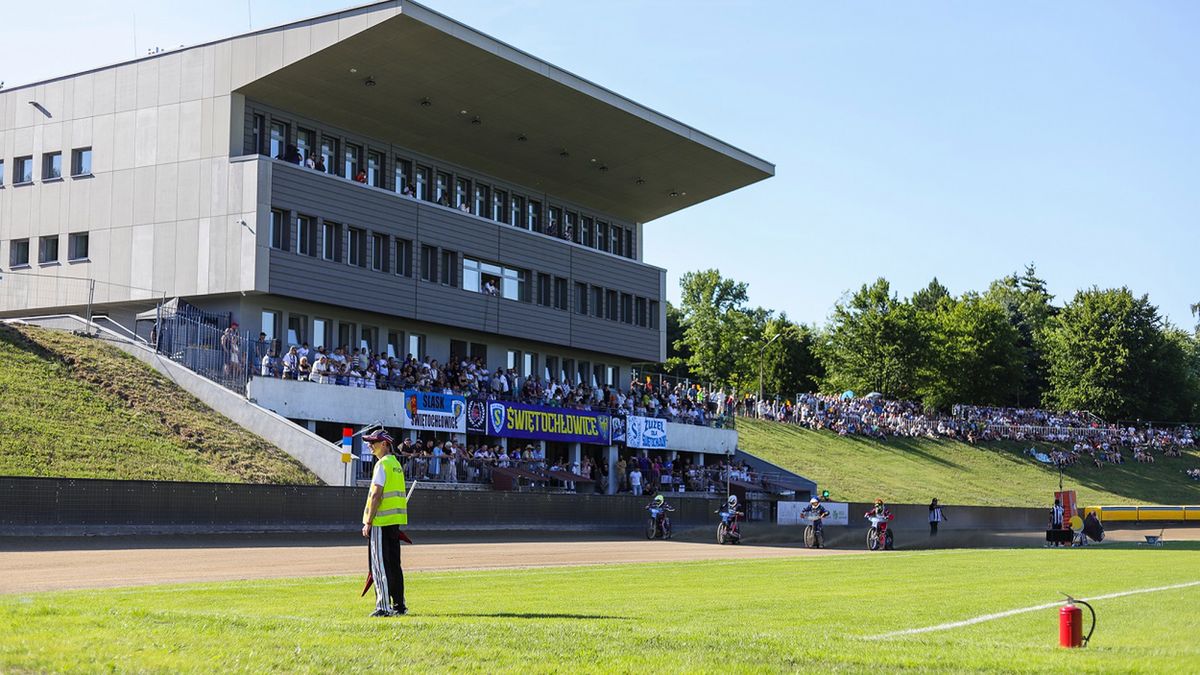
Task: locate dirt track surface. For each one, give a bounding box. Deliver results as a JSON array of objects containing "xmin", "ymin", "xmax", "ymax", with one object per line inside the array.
[{"xmin": 0, "ymin": 534, "xmax": 848, "ymax": 594}]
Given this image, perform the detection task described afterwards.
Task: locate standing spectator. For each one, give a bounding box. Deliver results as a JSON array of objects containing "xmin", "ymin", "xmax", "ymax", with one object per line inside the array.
[
  {"xmin": 281, "ymin": 346, "xmax": 300, "ymax": 380},
  {"xmin": 253, "ymin": 332, "xmax": 269, "ymax": 365},
  {"xmin": 429, "ymin": 441, "xmax": 443, "ymax": 480},
  {"xmin": 360, "ymin": 429, "xmax": 408, "ymax": 617},
  {"xmin": 630, "ymin": 465, "xmax": 643, "ymax": 497},
  {"xmin": 221, "ymin": 323, "xmax": 242, "ymax": 379},
  {"xmin": 929, "ymin": 498, "xmax": 946, "ymax": 537}
]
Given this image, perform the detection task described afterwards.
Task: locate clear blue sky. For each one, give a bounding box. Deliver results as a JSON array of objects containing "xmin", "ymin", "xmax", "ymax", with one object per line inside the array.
[{"xmin": 4, "ymin": 1, "xmax": 1197, "ymax": 328}]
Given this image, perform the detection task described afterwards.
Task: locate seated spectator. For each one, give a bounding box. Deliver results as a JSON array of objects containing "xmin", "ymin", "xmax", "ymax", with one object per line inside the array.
[{"xmin": 354, "ymin": 169, "xmax": 368, "ymax": 184}]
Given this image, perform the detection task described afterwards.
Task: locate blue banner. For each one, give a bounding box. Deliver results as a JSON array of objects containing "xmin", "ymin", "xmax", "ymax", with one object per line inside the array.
[
  {"xmin": 403, "ymin": 390, "xmax": 467, "ymax": 433},
  {"xmin": 626, "ymin": 415, "xmax": 668, "ymax": 449},
  {"xmin": 486, "ymin": 401, "xmax": 612, "ymax": 445}
]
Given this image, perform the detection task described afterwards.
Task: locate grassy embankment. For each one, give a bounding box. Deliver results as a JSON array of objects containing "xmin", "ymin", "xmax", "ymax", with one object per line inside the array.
[
  {"xmin": 0, "ymin": 324, "xmax": 316, "ymax": 484},
  {"xmin": 738, "ymin": 417, "xmax": 1200, "ymax": 507},
  {"xmin": 2, "ymin": 548, "xmax": 1198, "ymax": 672}
]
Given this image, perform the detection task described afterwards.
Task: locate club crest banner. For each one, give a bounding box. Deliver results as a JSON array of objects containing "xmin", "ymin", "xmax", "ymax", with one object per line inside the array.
[
  {"xmin": 402, "ymin": 391, "xmax": 466, "ymax": 433},
  {"xmin": 486, "ymin": 401, "xmax": 611, "ymax": 445},
  {"xmin": 625, "ymin": 415, "xmax": 667, "ymax": 449}
]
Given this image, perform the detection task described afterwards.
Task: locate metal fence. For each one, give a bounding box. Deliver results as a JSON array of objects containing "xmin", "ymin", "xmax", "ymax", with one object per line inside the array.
[{"xmin": 153, "ymin": 301, "xmax": 258, "ymax": 393}]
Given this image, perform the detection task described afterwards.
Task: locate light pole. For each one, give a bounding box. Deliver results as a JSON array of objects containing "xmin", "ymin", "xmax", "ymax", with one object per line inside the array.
[{"xmin": 758, "ymin": 333, "xmax": 782, "ymax": 409}]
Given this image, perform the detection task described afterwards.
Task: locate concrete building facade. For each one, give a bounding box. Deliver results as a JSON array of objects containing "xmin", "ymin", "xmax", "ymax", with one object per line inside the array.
[{"xmin": 0, "ymin": 0, "xmax": 772, "ymax": 382}]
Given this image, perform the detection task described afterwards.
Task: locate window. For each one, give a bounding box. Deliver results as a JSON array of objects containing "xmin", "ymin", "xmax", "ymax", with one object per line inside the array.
[
  {"xmin": 527, "ymin": 199, "xmax": 542, "ymax": 232},
  {"xmin": 408, "ymin": 333, "xmax": 426, "ymax": 360},
  {"xmin": 596, "ymin": 221, "xmax": 609, "ymax": 252},
  {"xmin": 474, "ymin": 183, "xmax": 489, "ymax": 217},
  {"xmin": 360, "ymin": 326, "xmax": 376, "ymax": 354},
  {"xmin": 415, "ymin": 166, "xmax": 431, "ymax": 201},
  {"xmin": 545, "ymin": 356, "xmax": 559, "ymax": 382},
  {"xmin": 507, "ymin": 349, "xmax": 521, "ymax": 371},
  {"xmin": 636, "ymin": 297, "xmax": 648, "ymax": 327},
  {"xmin": 269, "ymin": 121, "xmax": 288, "ymax": 159},
  {"xmin": 536, "ymin": 273, "xmax": 552, "ymax": 307},
  {"xmin": 575, "ymin": 282, "xmax": 588, "ymax": 315},
  {"xmin": 9, "ymin": 239, "xmax": 30, "ymax": 267},
  {"xmin": 580, "ymin": 216, "xmax": 593, "ymax": 248},
  {"xmin": 579, "ymin": 361, "xmax": 591, "ymax": 386},
  {"xmin": 450, "ymin": 339, "xmax": 468, "ymax": 361},
  {"xmin": 649, "ymin": 301, "xmax": 661, "ymax": 330},
  {"xmin": 71, "ymin": 148, "xmax": 92, "ymax": 176},
  {"xmin": 612, "ymin": 225, "xmax": 624, "ymax": 257},
  {"xmin": 492, "ymin": 189, "xmax": 507, "ymax": 222},
  {"xmin": 564, "ymin": 211, "xmax": 577, "ymax": 243},
  {"xmin": 606, "ymin": 290, "xmax": 618, "ymax": 321},
  {"xmin": 0, "ymin": 159, "xmax": 5, "ymax": 186},
  {"xmin": 420, "ymin": 245, "xmax": 437, "ymax": 282},
  {"xmin": 261, "ymin": 310, "xmax": 280, "ymax": 344},
  {"xmin": 296, "ymin": 215, "xmax": 317, "ymax": 256},
  {"xmin": 287, "ymin": 314, "xmax": 307, "ymax": 346},
  {"xmin": 563, "ymin": 359, "xmax": 575, "ymax": 384},
  {"xmin": 621, "ymin": 293, "xmax": 633, "ymax": 324},
  {"xmin": 296, "ymin": 128, "xmax": 316, "ymax": 165},
  {"xmin": 591, "ymin": 286, "xmax": 604, "ymax": 318},
  {"xmin": 320, "ymin": 136, "xmax": 338, "ymax": 175},
  {"xmin": 395, "ymin": 239, "xmax": 413, "ymax": 277},
  {"xmin": 68, "ymin": 232, "xmax": 89, "ymax": 261},
  {"xmin": 440, "ymin": 250, "xmax": 458, "ymax": 286},
  {"xmin": 38, "ymin": 235, "xmax": 59, "ymax": 264},
  {"xmin": 554, "ymin": 277, "xmax": 569, "ymax": 311},
  {"xmin": 367, "ymin": 151, "xmax": 383, "ymax": 188},
  {"xmin": 313, "ymin": 318, "xmax": 331, "ymax": 349},
  {"xmin": 547, "ymin": 206, "xmax": 562, "ymax": 238},
  {"xmin": 322, "ymin": 221, "xmax": 342, "ymax": 262},
  {"xmin": 464, "ymin": 258, "xmax": 491, "ymax": 295},
  {"xmin": 625, "ymin": 228, "xmax": 636, "ymax": 259},
  {"xmin": 387, "ymin": 331, "xmax": 403, "ymax": 359},
  {"xmin": 269, "ymin": 209, "xmax": 288, "ymax": 250},
  {"xmin": 394, "ymin": 158, "xmax": 412, "ymax": 195},
  {"xmin": 15, "ymin": 156, "xmax": 33, "ymax": 184},
  {"xmin": 344, "ymin": 144, "xmax": 361, "ymax": 180},
  {"xmin": 503, "ymin": 267, "xmax": 526, "ymax": 301},
  {"xmin": 347, "ymin": 227, "xmax": 366, "ymax": 267},
  {"xmin": 436, "ymin": 171, "xmax": 451, "ymax": 205},
  {"xmin": 454, "ymin": 177, "xmax": 470, "ymax": 210},
  {"xmin": 338, "ymin": 322, "xmax": 356, "ymax": 350},
  {"xmin": 371, "ymin": 233, "xmax": 386, "ymax": 272},
  {"xmin": 470, "ymin": 343, "xmax": 488, "ymax": 362},
  {"xmin": 522, "ymin": 352, "xmax": 537, "ymax": 379},
  {"xmin": 510, "ymin": 195, "xmax": 525, "ymax": 229}
]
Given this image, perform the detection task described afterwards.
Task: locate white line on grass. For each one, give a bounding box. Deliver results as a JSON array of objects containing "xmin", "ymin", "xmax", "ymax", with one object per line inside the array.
[{"xmin": 867, "ymin": 580, "xmax": 1200, "ymax": 640}]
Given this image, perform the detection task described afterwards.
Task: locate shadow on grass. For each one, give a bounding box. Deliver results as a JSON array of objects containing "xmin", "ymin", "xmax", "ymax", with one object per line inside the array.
[{"xmin": 442, "ymin": 612, "xmax": 631, "ymax": 620}]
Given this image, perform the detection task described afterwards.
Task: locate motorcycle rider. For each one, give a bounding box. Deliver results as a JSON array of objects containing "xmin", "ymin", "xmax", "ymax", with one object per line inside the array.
[
  {"xmin": 801, "ymin": 497, "xmax": 830, "ymax": 540},
  {"xmin": 718, "ymin": 494, "xmax": 744, "ymax": 541},
  {"xmin": 865, "ymin": 498, "xmax": 894, "ymax": 540},
  {"xmin": 645, "ymin": 493, "xmax": 675, "ymax": 536}
]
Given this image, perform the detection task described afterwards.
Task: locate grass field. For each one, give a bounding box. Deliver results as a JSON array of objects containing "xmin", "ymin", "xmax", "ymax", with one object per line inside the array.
[
  {"xmin": 0, "ymin": 325, "xmax": 316, "ymax": 484},
  {"xmin": 739, "ymin": 418, "xmax": 1200, "ymax": 507},
  {"xmin": 2, "ymin": 547, "xmax": 1199, "ymax": 673}
]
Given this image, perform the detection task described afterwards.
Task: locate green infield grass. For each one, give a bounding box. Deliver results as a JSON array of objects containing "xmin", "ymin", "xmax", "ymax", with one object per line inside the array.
[
  {"xmin": 3, "ymin": 547, "xmax": 1199, "ymax": 673},
  {"xmin": 738, "ymin": 417, "xmax": 1200, "ymax": 507}
]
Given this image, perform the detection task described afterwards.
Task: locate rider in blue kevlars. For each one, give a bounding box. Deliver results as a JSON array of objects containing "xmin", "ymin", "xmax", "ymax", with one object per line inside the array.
[
  {"xmin": 801, "ymin": 497, "xmax": 830, "ymax": 537},
  {"xmin": 646, "ymin": 493, "xmax": 675, "ymax": 535}
]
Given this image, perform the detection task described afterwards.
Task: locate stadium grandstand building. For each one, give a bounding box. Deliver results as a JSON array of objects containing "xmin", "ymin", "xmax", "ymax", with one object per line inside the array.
[{"xmin": 0, "ymin": 1, "xmax": 782, "ymax": 492}]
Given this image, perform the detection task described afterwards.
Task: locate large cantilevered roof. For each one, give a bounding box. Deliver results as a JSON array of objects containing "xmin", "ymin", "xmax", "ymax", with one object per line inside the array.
[{"xmin": 237, "ymin": 1, "xmax": 774, "ymax": 224}]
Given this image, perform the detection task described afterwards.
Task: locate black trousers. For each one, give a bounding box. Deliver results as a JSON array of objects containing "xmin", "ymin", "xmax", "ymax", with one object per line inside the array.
[
  {"xmin": 929, "ymin": 521, "xmax": 938, "ymax": 536},
  {"xmin": 369, "ymin": 524, "xmax": 405, "ymax": 611}
]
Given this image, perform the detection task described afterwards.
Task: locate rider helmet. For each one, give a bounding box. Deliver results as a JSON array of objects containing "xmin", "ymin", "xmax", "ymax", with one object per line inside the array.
[
  {"xmin": 874, "ymin": 498, "xmax": 884, "ymax": 506},
  {"xmin": 727, "ymin": 495, "xmax": 738, "ymax": 507},
  {"xmin": 810, "ymin": 498, "xmax": 820, "ymax": 506},
  {"xmin": 653, "ymin": 494, "xmax": 664, "ymax": 506}
]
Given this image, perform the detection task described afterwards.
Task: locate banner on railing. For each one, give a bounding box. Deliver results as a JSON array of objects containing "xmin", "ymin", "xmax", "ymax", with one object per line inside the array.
[
  {"xmin": 402, "ymin": 390, "xmax": 467, "ymax": 433},
  {"xmin": 625, "ymin": 415, "xmax": 668, "ymax": 449},
  {"xmin": 486, "ymin": 401, "xmax": 611, "ymax": 445}
]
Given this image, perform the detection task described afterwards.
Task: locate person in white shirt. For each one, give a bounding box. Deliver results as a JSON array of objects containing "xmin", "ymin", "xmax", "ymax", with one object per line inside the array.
[
  {"xmin": 282, "ymin": 346, "xmax": 300, "ymax": 380},
  {"xmin": 630, "ymin": 467, "xmax": 643, "ymax": 496}
]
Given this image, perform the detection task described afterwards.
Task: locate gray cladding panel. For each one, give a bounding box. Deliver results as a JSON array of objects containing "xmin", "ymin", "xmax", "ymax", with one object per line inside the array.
[{"xmin": 267, "ymin": 160, "xmax": 662, "ymax": 361}]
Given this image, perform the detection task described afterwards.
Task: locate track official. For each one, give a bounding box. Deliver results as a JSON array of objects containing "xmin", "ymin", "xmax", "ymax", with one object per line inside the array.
[{"xmin": 361, "ymin": 429, "xmax": 408, "ymax": 617}]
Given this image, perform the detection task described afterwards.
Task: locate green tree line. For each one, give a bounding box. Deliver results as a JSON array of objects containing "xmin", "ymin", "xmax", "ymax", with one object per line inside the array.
[{"xmin": 668, "ymin": 266, "xmax": 1200, "ymax": 422}]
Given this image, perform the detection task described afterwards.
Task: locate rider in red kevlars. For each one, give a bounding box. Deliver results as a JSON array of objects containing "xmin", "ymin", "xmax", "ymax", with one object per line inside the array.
[{"xmin": 865, "ymin": 498, "xmax": 894, "ymax": 535}]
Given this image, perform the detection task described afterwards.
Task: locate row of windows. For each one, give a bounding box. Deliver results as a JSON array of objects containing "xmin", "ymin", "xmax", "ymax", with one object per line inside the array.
[
  {"xmin": 268, "ymin": 208, "xmax": 659, "ymax": 329},
  {"xmin": 6, "ymin": 233, "xmax": 89, "ymax": 268},
  {"xmin": 0, "ymin": 148, "xmax": 92, "ymax": 187},
  {"xmin": 252, "ymin": 112, "xmax": 637, "ymax": 259},
  {"xmin": 259, "ymin": 310, "xmax": 622, "ymax": 386}
]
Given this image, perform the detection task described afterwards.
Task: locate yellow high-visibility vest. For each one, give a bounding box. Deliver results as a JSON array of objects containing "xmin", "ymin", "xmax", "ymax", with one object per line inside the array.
[{"xmin": 372, "ymin": 454, "xmax": 408, "ymax": 526}]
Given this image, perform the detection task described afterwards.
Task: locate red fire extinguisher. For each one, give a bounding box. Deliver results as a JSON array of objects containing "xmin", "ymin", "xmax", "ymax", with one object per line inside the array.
[{"xmin": 1059, "ymin": 595, "xmax": 1096, "ymax": 648}]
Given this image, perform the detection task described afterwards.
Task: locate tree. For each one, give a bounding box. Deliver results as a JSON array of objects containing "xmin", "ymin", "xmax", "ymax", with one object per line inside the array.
[
  {"xmin": 1042, "ymin": 287, "xmax": 1189, "ymax": 420},
  {"xmin": 760, "ymin": 315, "xmax": 824, "ymax": 400},
  {"xmin": 676, "ymin": 270, "xmax": 756, "ymax": 389},
  {"xmin": 984, "ymin": 263, "xmax": 1056, "ymax": 406},
  {"xmin": 911, "ymin": 277, "xmax": 951, "ymax": 315},
  {"xmin": 917, "ymin": 293, "xmax": 1024, "ymax": 410},
  {"xmin": 662, "ymin": 302, "xmax": 691, "ymax": 377},
  {"xmin": 816, "ymin": 278, "xmax": 927, "ymax": 399}
]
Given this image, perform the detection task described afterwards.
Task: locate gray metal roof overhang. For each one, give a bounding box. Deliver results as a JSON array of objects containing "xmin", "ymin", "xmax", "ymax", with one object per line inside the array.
[{"xmin": 235, "ymin": 5, "xmax": 774, "ymax": 224}]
